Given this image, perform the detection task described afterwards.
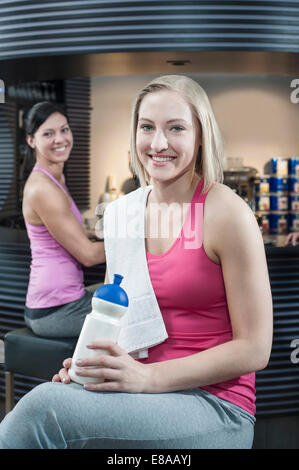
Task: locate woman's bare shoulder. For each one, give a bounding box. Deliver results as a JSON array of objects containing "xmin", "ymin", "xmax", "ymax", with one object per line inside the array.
[
  {"xmin": 207, "ymin": 182, "xmax": 245, "ymax": 202},
  {"xmin": 24, "ymin": 172, "xmax": 63, "ymax": 201},
  {"xmin": 206, "ymin": 182, "xmax": 255, "ymax": 221},
  {"xmin": 23, "ymin": 172, "xmax": 69, "ymax": 220},
  {"xmin": 204, "ymin": 182, "xmax": 261, "ymax": 252},
  {"xmin": 202, "ymin": 181, "xmax": 264, "ymax": 268}
]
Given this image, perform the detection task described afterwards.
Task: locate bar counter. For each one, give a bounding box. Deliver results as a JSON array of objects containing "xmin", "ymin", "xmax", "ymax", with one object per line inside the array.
[
  {"xmin": 255, "ymin": 235, "xmax": 299, "ymax": 417},
  {"xmin": 0, "ymin": 231, "xmax": 299, "ymax": 419}
]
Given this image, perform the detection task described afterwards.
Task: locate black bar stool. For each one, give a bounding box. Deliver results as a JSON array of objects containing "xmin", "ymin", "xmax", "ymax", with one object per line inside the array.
[{"xmin": 4, "ymin": 328, "xmax": 77, "ymax": 414}]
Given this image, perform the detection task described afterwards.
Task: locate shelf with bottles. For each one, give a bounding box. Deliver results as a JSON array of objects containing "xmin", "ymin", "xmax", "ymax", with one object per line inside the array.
[{"xmin": 255, "ymin": 157, "xmax": 299, "ymax": 237}]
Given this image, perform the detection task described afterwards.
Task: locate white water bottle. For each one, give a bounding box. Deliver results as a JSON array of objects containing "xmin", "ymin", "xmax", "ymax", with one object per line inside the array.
[{"xmin": 68, "ymin": 274, "xmax": 129, "ymax": 385}]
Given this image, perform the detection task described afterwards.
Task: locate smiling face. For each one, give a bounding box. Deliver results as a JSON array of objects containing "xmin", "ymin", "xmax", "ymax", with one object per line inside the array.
[
  {"xmin": 26, "ymin": 112, "xmax": 73, "ymax": 165},
  {"xmin": 136, "ymin": 89, "xmax": 201, "ymax": 185}
]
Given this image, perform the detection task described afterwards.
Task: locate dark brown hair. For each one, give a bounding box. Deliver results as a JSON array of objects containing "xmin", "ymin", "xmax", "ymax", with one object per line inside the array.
[{"xmin": 24, "ymin": 101, "xmax": 69, "ymax": 171}]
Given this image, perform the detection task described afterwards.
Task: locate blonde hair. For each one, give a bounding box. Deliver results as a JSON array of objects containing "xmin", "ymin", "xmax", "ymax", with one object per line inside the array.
[{"xmin": 130, "ymin": 75, "xmax": 224, "ymax": 193}]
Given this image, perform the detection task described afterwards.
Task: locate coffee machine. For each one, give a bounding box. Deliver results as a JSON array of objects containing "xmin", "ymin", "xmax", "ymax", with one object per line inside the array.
[{"xmin": 223, "ymin": 158, "xmax": 258, "ymax": 210}]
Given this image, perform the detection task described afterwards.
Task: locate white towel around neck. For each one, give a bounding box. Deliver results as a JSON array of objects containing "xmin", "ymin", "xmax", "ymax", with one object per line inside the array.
[{"xmin": 103, "ymin": 186, "xmax": 168, "ymax": 358}]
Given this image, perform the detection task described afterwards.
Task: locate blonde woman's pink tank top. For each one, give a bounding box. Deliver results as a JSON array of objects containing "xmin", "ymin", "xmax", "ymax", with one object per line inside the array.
[{"xmin": 141, "ymin": 179, "xmax": 256, "ymax": 416}]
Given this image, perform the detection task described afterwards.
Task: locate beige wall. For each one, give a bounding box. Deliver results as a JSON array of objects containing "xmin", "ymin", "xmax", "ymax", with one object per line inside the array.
[{"xmin": 84, "ymin": 73, "xmax": 299, "ymax": 217}]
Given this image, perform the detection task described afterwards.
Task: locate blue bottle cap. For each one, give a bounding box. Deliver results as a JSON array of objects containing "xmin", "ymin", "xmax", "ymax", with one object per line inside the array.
[{"xmin": 93, "ymin": 274, "xmax": 129, "ymax": 307}]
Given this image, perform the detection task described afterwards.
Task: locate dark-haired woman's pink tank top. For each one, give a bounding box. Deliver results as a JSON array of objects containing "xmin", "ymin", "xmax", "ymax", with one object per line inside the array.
[
  {"xmin": 24, "ymin": 166, "xmax": 85, "ymax": 308},
  {"xmin": 141, "ymin": 179, "xmax": 256, "ymax": 416}
]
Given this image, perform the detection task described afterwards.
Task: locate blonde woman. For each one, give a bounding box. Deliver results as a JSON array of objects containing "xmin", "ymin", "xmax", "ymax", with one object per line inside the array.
[{"xmin": 0, "ymin": 76, "xmax": 272, "ymax": 449}]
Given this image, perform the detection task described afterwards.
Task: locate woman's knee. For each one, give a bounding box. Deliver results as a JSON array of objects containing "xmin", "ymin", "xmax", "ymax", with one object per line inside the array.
[
  {"xmin": 0, "ymin": 382, "xmax": 65, "ymax": 448},
  {"xmin": 13, "ymin": 382, "xmax": 62, "ymax": 420}
]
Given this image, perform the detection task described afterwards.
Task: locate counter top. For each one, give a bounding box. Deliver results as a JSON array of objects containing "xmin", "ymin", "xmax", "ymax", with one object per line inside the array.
[{"xmin": 263, "ymin": 234, "xmax": 299, "ymax": 253}]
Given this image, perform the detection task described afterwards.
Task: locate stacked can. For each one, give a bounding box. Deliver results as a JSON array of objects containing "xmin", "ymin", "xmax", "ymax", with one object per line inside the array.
[
  {"xmin": 256, "ymin": 158, "xmax": 289, "ymax": 235},
  {"xmin": 255, "ymin": 176, "xmax": 271, "ymax": 235},
  {"xmin": 288, "ymin": 158, "xmax": 299, "ymax": 232}
]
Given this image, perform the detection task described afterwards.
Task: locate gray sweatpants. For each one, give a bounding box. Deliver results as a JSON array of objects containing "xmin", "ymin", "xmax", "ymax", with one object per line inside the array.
[
  {"xmin": 24, "ymin": 284, "xmax": 102, "ymax": 338},
  {"xmin": 0, "ymin": 382, "xmax": 255, "ymax": 449}
]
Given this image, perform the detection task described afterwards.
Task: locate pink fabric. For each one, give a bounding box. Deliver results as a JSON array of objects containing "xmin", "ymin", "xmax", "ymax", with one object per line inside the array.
[
  {"xmin": 140, "ymin": 179, "xmax": 256, "ymax": 416},
  {"xmin": 25, "ymin": 166, "xmax": 85, "ymax": 308}
]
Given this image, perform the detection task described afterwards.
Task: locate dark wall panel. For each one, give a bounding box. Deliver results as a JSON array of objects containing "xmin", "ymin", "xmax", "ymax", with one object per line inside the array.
[
  {"xmin": 64, "ymin": 77, "xmax": 91, "ymax": 210},
  {"xmin": 0, "ymin": 1, "xmax": 299, "ymax": 61},
  {"xmin": 0, "ymin": 103, "xmax": 17, "ymax": 217},
  {"xmin": 255, "ymin": 246, "xmax": 299, "ymax": 417}
]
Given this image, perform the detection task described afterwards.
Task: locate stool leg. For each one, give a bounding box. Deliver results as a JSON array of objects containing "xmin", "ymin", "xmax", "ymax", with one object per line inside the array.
[{"xmin": 5, "ymin": 371, "xmax": 14, "ymax": 414}]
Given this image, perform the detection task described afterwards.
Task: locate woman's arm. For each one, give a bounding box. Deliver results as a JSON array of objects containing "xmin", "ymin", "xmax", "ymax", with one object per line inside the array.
[
  {"xmin": 85, "ymin": 229, "xmax": 103, "ymax": 241},
  {"xmin": 285, "ymin": 232, "xmax": 299, "ymax": 246},
  {"xmin": 28, "ymin": 181, "xmax": 105, "ymax": 267},
  {"xmin": 143, "ymin": 184, "xmax": 273, "ymax": 393}
]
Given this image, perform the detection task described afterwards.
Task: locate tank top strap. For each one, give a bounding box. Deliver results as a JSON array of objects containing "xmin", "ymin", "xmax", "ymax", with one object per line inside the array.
[
  {"xmin": 194, "ymin": 179, "xmax": 216, "ymax": 205},
  {"xmin": 33, "ymin": 166, "xmax": 82, "ymax": 225},
  {"xmin": 181, "ymin": 179, "xmax": 216, "ymax": 249},
  {"xmin": 33, "ymin": 166, "xmax": 68, "ymax": 196}
]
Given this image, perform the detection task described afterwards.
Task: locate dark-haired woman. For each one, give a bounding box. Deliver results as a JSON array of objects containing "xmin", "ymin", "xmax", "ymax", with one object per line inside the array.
[{"xmin": 22, "ymin": 102, "xmax": 105, "ymax": 338}]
